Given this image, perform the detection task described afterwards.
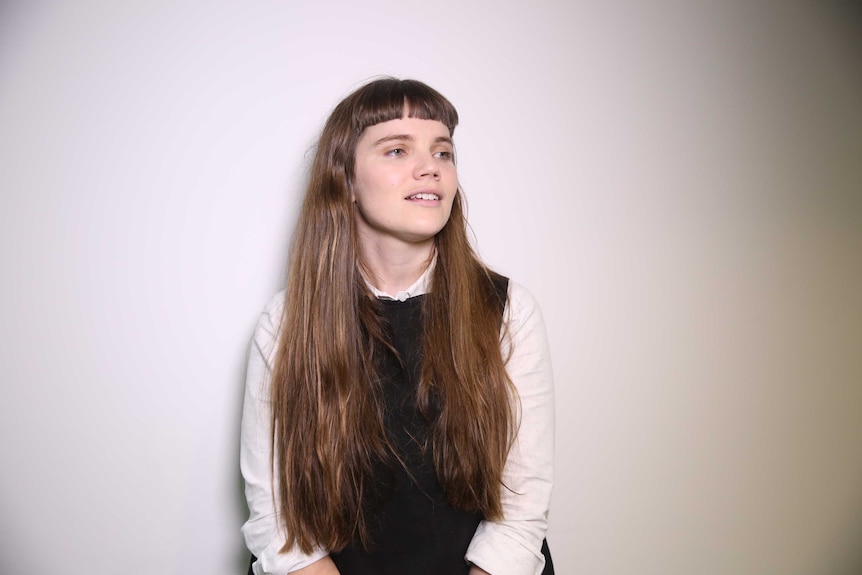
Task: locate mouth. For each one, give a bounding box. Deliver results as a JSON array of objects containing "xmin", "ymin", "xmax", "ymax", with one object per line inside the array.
[{"xmin": 406, "ymin": 192, "xmax": 441, "ymax": 201}]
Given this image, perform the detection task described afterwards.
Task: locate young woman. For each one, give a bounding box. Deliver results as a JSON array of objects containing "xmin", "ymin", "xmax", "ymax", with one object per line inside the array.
[{"xmin": 241, "ymin": 78, "xmax": 555, "ymax": 575}]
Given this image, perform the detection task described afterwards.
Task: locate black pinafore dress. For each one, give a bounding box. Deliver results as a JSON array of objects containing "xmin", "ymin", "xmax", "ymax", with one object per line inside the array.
[
  {"xmin": 250, "ymin": 276, "xmax": 554, "ymax": 574},
  {"xmin": 330, "ymin": 276, "xmax": 553, "ymax": 575}
]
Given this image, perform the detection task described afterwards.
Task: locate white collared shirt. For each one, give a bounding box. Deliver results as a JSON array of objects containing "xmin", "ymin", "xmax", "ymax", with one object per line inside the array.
[
  {"xmin": 240, "ymin": 277, "xmax": 555, "ymax": 575},
  {"xmin": 363, "ymin": 258, "xmax": 436, "ymax": 302}
]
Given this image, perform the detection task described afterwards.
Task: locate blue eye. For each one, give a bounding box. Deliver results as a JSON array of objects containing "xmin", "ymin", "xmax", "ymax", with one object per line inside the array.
[
  {"xmin": 435, "ymin": 150, "xmax": 453, "ymax": 160},
  {"xmin": 386, "ymin": 148, "xmax": 405, "ymax": 157}
]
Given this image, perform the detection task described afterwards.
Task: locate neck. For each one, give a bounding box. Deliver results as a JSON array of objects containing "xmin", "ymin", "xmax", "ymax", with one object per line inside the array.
[{"xmin": 359, "ymin": 236, "xmax": 435, "ymax": 294}]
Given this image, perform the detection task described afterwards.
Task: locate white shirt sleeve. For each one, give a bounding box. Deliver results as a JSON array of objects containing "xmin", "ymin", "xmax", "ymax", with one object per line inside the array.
[
  {"xmin": 240, "ymin": 291, "xmax": 329, "ymax": 575},
  {"xmin": 465, "ymin": 280, "xmax": 556, "ymax": 575}
]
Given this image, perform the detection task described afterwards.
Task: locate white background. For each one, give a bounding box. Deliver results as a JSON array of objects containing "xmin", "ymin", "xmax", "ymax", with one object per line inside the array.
[{"xmin": 1, "ymin": 2, "xmax": 861, "ymax": 574}]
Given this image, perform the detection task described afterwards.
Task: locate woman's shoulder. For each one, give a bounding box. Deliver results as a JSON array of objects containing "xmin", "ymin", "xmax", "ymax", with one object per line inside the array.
[
  {"xmin": 261, "ymin": 289, "xmax": 286, "ymax": 319},
  {"xmin": 504, "ymin": 277, "xmax": 540, "ymax": 308},
  {"xmin": 502, "ymin": 278, "xmax": 546, "ymax": 333},
  {"xmin": 251, "ymin": 290, "xmax": 286, "ymax": 348}
]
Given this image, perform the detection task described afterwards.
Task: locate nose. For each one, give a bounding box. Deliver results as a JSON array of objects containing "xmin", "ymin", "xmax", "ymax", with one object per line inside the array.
[{"xmin": 414, "ymin": 151, "xmax": 440, "ymax": 180}]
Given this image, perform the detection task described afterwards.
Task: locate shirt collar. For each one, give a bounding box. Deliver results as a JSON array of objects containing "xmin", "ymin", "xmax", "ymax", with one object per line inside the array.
[{"xmin": 365, "ymin": 256, "xmax": 436, "ymax": 302}]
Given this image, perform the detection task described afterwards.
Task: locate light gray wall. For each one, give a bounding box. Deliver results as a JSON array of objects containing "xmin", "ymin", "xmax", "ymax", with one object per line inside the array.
[{"xmin": 1, "ymin": 2, "xmax": 861, "ymax": 574}]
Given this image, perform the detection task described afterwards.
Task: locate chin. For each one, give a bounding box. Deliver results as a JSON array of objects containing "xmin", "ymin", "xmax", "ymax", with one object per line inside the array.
[{"xmin": 400, "ymin": 226, "xmax": 446, "ymax": 244}]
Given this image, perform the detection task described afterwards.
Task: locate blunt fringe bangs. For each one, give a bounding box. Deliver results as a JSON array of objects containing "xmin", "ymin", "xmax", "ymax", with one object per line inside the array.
[{"xmin": 345, "ymin": 77, "xmax": 459, "ymax": 136}]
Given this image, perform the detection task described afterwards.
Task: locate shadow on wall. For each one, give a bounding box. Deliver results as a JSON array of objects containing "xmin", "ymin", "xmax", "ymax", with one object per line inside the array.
[{"xmin": 233, "ymin": 340, "xmax": 253, "ymax": 574}]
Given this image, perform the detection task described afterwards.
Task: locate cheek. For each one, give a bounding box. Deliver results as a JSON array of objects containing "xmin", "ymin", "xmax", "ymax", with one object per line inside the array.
[
  {"xmin": 351, "ymin": 172, "xmax": 371, "ymax": 204},
  {"xmin": 352, "ymin": 161, "xmax": 375, "ymax": 203},
  {"xmin": 352, "ymin": 166, "xmax": 397, "ymax": 203},
  {"xmin": 446, "ymin": 167, "xmax": 460, "ymax": 191}
]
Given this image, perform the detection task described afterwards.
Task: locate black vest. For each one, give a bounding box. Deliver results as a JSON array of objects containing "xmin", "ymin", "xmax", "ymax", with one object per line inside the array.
[
  {"xmin": 248, "ymin": 275, "xmax": 554, "ymax": 575},
  {"xmin": 331, "ymin": 275, "xmax": 509, "ymax": 575}
]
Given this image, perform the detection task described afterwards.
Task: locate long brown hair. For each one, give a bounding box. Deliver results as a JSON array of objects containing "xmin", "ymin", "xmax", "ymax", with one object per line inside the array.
[{"xmin": 271, "ymin": 77, "xmax": 516, "ymax": 554}]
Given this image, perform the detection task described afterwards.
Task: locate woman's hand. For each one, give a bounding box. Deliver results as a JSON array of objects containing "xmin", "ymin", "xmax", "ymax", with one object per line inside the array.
[
  {"xmin": 468, "ymin": 566, "xmax": 491, "ymax": 575},
  {"xmin": 288, "ymin": 556, "xmax": 340, "ymax": 575}
]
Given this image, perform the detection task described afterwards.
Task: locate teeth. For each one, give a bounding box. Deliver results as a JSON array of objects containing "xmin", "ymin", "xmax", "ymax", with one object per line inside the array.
[{"xmin": 409, "ymin": 193, "xmax": 439, "ymax": 200}]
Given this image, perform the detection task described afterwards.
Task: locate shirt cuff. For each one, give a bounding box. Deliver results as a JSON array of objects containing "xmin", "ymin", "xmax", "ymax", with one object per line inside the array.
[{"xmin": 465, "ymin": 522, "xmax": 546, "ymax": 575}]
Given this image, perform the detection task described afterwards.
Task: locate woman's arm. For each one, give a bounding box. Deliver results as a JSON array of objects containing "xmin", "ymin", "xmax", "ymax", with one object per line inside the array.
[
  {"xmin": 241, "ymin": 291, "xmax": 334, "ymax": 574},
  {"xmin": 289, "ymin": 556, "xmax": 340, "ymax": 574},
  {"xmin": 465, "ymin": 281, "xmax": 555, "ymax": 575}
]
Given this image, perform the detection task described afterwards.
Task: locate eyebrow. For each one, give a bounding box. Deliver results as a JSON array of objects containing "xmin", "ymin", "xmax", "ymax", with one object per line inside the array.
[{"xmin": 371, "ymin": 134, "xmax": 453, "ymax": 147}]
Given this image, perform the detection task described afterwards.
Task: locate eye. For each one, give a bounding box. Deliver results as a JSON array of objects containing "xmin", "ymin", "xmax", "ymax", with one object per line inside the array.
[
  {"xmin": 385, "ymin": 148, "xmax": 406, "ymax": 157},
  {"xmin": 434, "ymin": 150, "xmax": 454, "ymax": 161}
]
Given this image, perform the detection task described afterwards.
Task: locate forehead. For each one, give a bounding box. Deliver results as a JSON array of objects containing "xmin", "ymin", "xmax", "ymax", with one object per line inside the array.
[{"xmin": 358, "ymin": 117, "xmax": 452, "ymax": 146}]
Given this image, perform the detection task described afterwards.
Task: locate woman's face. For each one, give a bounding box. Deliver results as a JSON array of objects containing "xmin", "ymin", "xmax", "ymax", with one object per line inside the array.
[{"xmin": 351, "ymin": 116, "xmax": 458, "ymax": 252}]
